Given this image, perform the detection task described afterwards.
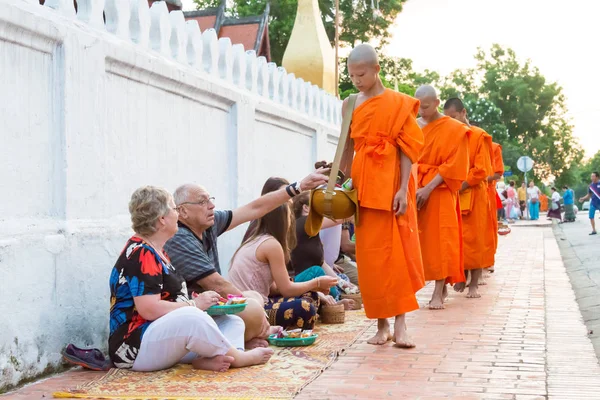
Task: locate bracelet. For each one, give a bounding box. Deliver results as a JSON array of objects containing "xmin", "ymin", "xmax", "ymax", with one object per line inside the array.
[
  {"xmin": 285, "ymin": 185, "xmax": 296, "ymax": 198},
  {"xmin": 292, "ymin": 181, "xmax": 302, "ymax": 195},
  {"xmin": 286, "ymin": 182, "xmax": 301, "ymax": 198},
  {"xmin": 186, "ymin": 299, "xmax": 196, "ymax": 308}
]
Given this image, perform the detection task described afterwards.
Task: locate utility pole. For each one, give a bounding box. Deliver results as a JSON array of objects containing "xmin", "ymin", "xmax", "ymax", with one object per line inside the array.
[{"xmin": 334, "ymin": 0, "xmax": 339, "ymax": 98}]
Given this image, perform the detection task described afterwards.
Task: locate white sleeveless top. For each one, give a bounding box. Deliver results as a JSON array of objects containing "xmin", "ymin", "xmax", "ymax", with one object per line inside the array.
[{"xmin": 228, "ymin": 235, "xmax": 274, "ymax": 303}]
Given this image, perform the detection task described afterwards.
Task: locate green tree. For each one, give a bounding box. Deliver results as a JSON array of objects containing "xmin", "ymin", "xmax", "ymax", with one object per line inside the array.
[
  {"xmin": 193, "ymin": 0, "xmax": 407, "ymax": 64},
  {"xmin": 473, "ymin": 45, "xmax": 583, "ymax": 183},
  {"xmin": 437, "ymin": 45, "xmax": 583, "ymax": 186}
]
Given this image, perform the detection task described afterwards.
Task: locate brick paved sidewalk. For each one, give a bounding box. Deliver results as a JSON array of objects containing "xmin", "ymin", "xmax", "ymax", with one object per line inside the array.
[
  {"xmin": 3, "ymin": 226, "xmax": 600, "ymax": 400},
  {"xmin": 297, "ymin": 227, "xmax": 600, "ymax": 399}
]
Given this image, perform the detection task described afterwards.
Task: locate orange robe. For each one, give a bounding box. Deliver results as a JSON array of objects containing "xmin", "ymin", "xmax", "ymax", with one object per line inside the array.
[
  {"xmin": 477, "ymin": 129, "xmax": 497, "ymax": 269},
  {"xmin": 351, "ymin": 89, "xmax": 425, "ymax": 319},
  {"xmin": 460, "ymin": 126, "xmax": 493, "ymax": 270},
  {"xmin": 417, "ymin": 116, "xmax": 470, "ymax": 283},
  {"xmin": 540, "ymin": 194, "xmax": 548, "ymax": 212},
  {"xmin": 488, "ymin": 143, "xmax": 504, "ymax": 253}
]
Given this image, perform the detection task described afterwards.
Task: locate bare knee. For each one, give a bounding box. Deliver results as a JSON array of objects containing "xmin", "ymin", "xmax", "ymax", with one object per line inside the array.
[
  {"xmin": 242, "ymin": 291, "xmax": 264, "ymax": 304},
  {"xmin": 237, "ymin": 298, "xmax": 268, "ymax": 339}
]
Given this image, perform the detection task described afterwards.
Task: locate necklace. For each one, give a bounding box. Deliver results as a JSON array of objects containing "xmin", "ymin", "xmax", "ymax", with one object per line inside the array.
[{"xmin": 139, "ymin": 235, "xmax": 170, "ymax": 265}]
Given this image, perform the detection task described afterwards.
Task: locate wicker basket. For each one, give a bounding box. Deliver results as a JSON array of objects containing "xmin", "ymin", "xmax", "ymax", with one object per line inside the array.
[
  {"xmin": 340, "ymin": 293, "xmax": 363, "ymax": 310},
  {"xmin": 320, "ymin": 304, "xmax": 345, "ymax": 324}
]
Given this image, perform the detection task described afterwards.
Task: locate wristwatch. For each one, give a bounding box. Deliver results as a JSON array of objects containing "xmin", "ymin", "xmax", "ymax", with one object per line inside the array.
[{"xmin": 293, "ymin": 181, "xmax": 302, "ymax": 194}]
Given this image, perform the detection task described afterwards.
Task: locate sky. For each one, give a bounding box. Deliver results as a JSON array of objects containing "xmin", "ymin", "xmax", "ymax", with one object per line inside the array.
[
  {"xmin": 386, "ymin": 0, "xmax": 600, "ymax": 157},
  {"xmin": 182, "ymin": 0, "xmax": 599, "ymax": 157},
  {"xmin": 383, "ymin": 0, "xmax": 599, "ymax": 157}
]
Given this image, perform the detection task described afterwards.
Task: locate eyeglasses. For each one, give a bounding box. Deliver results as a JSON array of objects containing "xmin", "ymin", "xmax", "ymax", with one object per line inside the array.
[{"xmin": 177, "ymin": 197, "xmax": 215, "ymax": 208}]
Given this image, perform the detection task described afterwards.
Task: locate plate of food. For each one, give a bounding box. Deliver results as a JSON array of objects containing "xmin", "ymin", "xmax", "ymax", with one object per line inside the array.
[
  {"xmin": 195, "ymin": 294, "xmax": 248, "ymax": 316},
  {"xmin": 268, "ymin": 329, "xmax": 318, "ymax": 347}
]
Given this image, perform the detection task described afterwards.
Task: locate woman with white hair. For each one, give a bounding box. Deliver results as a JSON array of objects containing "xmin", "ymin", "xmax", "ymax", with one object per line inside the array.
[{"xmin": 108, "ymin": 186, "xmax": 273, "ymax": 372}]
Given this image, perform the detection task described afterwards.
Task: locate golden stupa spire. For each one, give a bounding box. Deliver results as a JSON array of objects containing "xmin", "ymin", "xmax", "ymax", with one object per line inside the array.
[{"xmin": 282, "ymin": 0, "xmax": 336, "ymax": 95}]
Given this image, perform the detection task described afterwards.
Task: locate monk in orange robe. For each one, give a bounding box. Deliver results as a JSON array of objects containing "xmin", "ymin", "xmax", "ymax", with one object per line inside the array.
[
  {"xmin": 479, "ymin": 142, "xmax": 504, "ymax": 273},
  {"xmin": 339, "ymin": 44, "xmax": 425, "ymax": 347},
  {"xmin": 539, "ymin": 194, "xmax": 549, "ymax": 212},
  {"xmin": 414, "ymin": 86, "xmax": 470, "ymax": 309},
  {"xmin": 443, "ymin": 98, "xmax": 494, "ymax": 298}
]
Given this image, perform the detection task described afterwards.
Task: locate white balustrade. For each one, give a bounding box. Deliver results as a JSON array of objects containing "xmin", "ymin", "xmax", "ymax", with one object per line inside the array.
[
  {"xmin": 169, "ymin": 10, "xmax": 187, "ymax": 64},
  {"xmin": 149, "ymin": 1, "xmax": 170, "ymax": 57},
  {"xmin": 105, "ymin": 0, "xmax": 130, "ymax": 39},
  {"xmin": 287, "ymin": 73, "xmax": 297, "ymax": 109},
  {"xmin": 202, "ymin": 29, "xmax": 219, "ymax": 76},
  {"xmin": 267, "ymin": 62, "xmax": 280, "ymax": 103},
  {"xmin": 244, "ymin": 50, "xmax": 258, "ymax": 93},
  {"xmin": 129, "ymin": 0, "xmax": 150, "ymax": 48},
  {"xmin": 29, "ymin": 0, "xmax": 342, "ymax": 123},
  {"xmin": 44, "ymin": 0, "xmax": 76, "ymax": 18},
  {"xmin": 231, "ymin": 44, "xmax": 246, "ymax": 89},
  {"xmin": 256, "ymin": 56, "xmax": 269, "ymax": 98},
  {"xmin": 218, "ymin": 37, "xmax": 233, "ymax": 82},
  {"xmin": 77, "ymin": 0, "xmax": 105, "ymax": 30},
  {"xmin": 185, "ymin": 20, "xmax": 203, "ymax": 69}
]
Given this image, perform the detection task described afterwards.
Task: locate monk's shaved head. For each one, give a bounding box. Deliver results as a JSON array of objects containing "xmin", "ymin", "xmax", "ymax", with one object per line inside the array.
[
  {"xmin": 414, "ymin": 85, "xmax": 438, "ymax": 100},
  {"xmin": 415, "ymin": 85, "xmax": 441, "ymax": 121},
  {"xmin": 443, "ymin": 97, "xmax": 468, "ymax": 124},
  {"xmin": 347, "ymin": 43, "xmax": 381, "ymax": 93},
  {"xmin": 443, "ymin": 97, "xmax": 465, "ymax": 112},
  {"xmin": 348, "ymin": 43, "xmax": 379, "ymax": 66}
]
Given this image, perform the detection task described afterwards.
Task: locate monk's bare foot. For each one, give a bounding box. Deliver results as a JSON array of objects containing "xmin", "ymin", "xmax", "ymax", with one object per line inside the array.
[
  {"xmin": 231, "ymin": 348, "xmax": 274, "ymax": 368},
  {"xmin": 478, "ymin": 276, "xmax": 488, "ymax": 286},
  {"xmin": 442, "ymin": 284, "xmax": 449, "ymax": 302},
  {"xmin": 467, "ymin": 269, "xmax": 482, "ymax": 298},
  {"xmin": 245, "ymin": 337, "xmax": 269, "ymax": 349},
  {"xmin": 486, "ymin": 266, "xmax": 495, "ymax": 273},
  {"xmin": 367, "ymin": 318, "xmax": 392, "ymax": 345},
  {"xmin": 337, "ymin": 298, "xmax": 356, "ymax": 310},
  {"xmin": 192, "ymin": 355, "xmax": 234, "ymax": 372},
  {"xmin": 393, "ymin": 315, "xmax": 415, "ymax": 349},
  {"xmin": 453, "ymin": 282, "xmax": 466, "ymax": 293},
  {"xmin": 428, "ymin": 279, "xmax": 445, "ymax": 309},
  {"xmin": 428, "ymin": 297, "xmax": 444, "ymax": 310}
]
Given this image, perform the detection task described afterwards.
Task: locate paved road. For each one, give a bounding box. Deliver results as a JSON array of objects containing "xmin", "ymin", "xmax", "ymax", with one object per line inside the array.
[{"xmin": 554, "ymin": 212, "xmax": 600, "ymax": 357}]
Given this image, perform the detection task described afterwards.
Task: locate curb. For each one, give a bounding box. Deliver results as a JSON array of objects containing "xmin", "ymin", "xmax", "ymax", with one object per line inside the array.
[{"xmin": 544, "ymin": 231, "xmax": 600, "ymax": 399}]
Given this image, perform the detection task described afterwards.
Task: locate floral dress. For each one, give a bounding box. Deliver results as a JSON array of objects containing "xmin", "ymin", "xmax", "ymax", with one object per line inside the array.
[{"xmin": 108, "ymin": 236, "xmax": 189, "ymax": 368}]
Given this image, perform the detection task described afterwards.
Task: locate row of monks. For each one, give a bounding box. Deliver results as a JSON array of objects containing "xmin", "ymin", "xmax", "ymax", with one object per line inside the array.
[{"xmin": 337, "ymin": 44, "xmax": 505, "ymax": 346}]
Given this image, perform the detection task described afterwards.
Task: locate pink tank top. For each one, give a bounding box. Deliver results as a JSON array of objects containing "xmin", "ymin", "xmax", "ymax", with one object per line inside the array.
[{"xmin": 228, "ymin": 235, "xmax": 274, "ymax": 303}]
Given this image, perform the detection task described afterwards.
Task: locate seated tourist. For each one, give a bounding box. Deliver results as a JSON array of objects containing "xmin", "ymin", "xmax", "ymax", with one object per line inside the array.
[
  {"xmin": 290, "ymin": 192, "xmax": 357, "ymax": 308},
  {"xmin": 164, "ymin": 169, "xmax": 329, "ymax": 348},
  {"xmin": 229, "ymin": 177, "xmax": 338, "ymax": 330},
  {"xmin": 109, "ymin": 186, "xmax": 273, "ymax": 372}
]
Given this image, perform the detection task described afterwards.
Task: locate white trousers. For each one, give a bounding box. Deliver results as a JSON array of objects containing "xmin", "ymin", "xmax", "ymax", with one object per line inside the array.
[{"xmin": 132, "ymin": 306, "xmax": 245, "ymax": 372}]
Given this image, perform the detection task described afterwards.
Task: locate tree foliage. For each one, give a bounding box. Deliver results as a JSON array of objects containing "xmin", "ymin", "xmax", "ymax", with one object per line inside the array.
[{"xmin": 193, "ymin": 0, "xmax": 407, "ymax": 64}]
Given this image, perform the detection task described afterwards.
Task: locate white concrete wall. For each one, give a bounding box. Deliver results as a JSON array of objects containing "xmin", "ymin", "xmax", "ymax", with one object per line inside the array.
[{"xmin": 0, "ymin": 0, "xmax": 341, "ymax": 389}]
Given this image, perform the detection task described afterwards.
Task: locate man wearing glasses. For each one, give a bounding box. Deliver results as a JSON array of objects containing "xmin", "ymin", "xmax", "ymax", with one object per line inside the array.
[{"xmin": 164, "ymin": 169, "xmax": 329, "ymax": 349}]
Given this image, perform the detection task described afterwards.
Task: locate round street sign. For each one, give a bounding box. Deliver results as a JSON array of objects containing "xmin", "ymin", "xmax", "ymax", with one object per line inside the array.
[{"xmin": 517, "ymin": 156, "xmax": 534, "ymax": 172}]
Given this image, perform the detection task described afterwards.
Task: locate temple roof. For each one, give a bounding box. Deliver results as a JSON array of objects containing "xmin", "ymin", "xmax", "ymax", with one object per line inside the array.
[{"xmin": 184, "ymin": 1, "xmax": 271, "ymax": 61}]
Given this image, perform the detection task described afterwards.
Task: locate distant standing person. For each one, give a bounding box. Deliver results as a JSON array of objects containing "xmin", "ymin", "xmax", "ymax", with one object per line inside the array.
[
  {"xmin": 562, "ymin": 185, "xmax": 576, "ymax": 222},
  {"xmin": 506, "ymin": 181, "xmax": 517, "ymax": 222},
  {"xmin": 527, "ymin": 181, "xmax": 541, "ymax": 221},
  {"xmin": 579, "ymin": 171, "xmax": 600, "ymax": 235},
  {"xmin": 547, "ymin": 187, "xmax": 562, "ymax": 222},
  {"xmin": 517, "ymin": 182, "xmax": 527, "ymax": 219}
]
